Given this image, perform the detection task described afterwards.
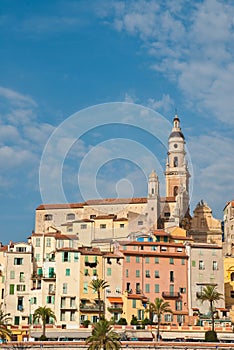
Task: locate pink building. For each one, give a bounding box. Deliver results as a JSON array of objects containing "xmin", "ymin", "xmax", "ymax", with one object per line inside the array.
[{"xmin": 120, "ymin": 230, "xmax": 189, "ymax": 325}]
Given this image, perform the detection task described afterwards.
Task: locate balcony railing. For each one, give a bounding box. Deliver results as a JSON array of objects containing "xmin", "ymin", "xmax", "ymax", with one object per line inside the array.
[
  {"xmin": 107, "ymin": 305, "xmax": 123, "ymax": 313},
  {"xmin": 79, "ymin": 303, "xmax": 104, "ymax": 312},
  {"xmin": 162, "ymin": 291, "xmax": 180, "ymax": 298}
]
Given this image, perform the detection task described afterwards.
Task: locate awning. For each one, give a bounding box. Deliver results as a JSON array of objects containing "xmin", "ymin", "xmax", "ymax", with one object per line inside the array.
[
  {"xmin": 107, "ymin": 297, "xmax": 123, "ymax": 303},
  {"xmin": 31, "ymin": 330, "xmax": 92, "ymax": 339}
]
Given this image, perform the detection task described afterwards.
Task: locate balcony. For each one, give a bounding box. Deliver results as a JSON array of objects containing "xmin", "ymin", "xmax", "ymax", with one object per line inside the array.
[
  {"xmin": 162, "ymin": 291, "xmax": 180, "ymax": 299},
  {"xmin": 60, "ymin": 305, "xmax": 77, "ymax": 310},
  {"xmin": 79, "ymin": 303, "xmax": 104, "ymax": 312},
  {"xmin": 107, "ymin": 305, "xmax": 123, "ymax": 313},
  {"xmin": 42, "ymin": 273, "xmax": 56, "ymax": 280}
]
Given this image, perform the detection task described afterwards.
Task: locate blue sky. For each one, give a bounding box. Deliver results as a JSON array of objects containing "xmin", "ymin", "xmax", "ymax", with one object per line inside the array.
[{"xmin": 0, "ymin": 0, "xmax": 233, "ymax": 244}]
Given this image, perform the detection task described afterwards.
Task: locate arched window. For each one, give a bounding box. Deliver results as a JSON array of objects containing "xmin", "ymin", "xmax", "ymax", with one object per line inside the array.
[
  {"xmin": 152, "ymin": 188, "xmax": 154, "ymax": 195},
  {"xmin": 44, "ymin": 214, "xmax": 53, "ymax": 221},
  {"xmin": 231, "ymin": 272, "xmax": 234, "ymax": 281},
  {"xmin": 174, "ymin": 156, "xmax": 178, "ymax": 167},
  {"xmin": 66, "ymin": 213, "xmax": 75, "ymax": 221},
  {"xmin": 174, "ymin": 186, "xmax": 178, "ymax": 196}
]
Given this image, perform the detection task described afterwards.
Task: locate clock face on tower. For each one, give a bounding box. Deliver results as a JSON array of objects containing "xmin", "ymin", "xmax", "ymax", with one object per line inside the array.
[{"xmin": 174, "ymin": 143, "xmax": 178, "ymax": 148}]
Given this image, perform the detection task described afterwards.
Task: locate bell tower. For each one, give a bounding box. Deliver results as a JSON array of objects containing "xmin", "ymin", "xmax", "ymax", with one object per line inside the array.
[
  {"xmin": 147, "ymin": 170, "xmax": 160, "ymax": 229},
  {"xmin": 165, "ymin": 114, "xmax": 190, "ymax": 198}
]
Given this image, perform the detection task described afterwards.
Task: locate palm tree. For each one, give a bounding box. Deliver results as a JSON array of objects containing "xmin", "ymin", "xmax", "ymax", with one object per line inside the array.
[
  {"xmin": 0, "ymin": 303, "xmax": 11, "ymax": 340},
  {"xmin": 33, "ymin": 306, "xmax": 56, "ymax": 339},
  {"xmin": 198, "ymin": 285, "xmax": 223, "ymax": 332},
  {"xmin": 146, "ymin": 298, "xmax": 172, "ymax": 341},
  {"xmin": 90, "ymin": 279, "xmax": 109, "ymax": 320},
  {"xmin": 86, "ymin": 319, "xmax": 121, "ymax": 350}
]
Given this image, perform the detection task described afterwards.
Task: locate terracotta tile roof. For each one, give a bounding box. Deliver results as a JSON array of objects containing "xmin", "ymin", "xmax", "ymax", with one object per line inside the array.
[
  {"xmin": 161, "ymin": 196, "xmax": 176, "ymax": 202},
  {"xmin": 78, "ymin": 247, "xmax": 102, "ymax": 255},
  {"xmin": 95, "ymin": 215, "xmax": 116, "ymax": 220},
  {"xmin": 36, "ymin": 203, "xmax": 84, "ymax": 210},
  {"xmin": 113, "ymin": 217, "xmax": 128, "ymax": 222},
  {"xmin": 85, "ymin": 197, "xmax": 147, "ymax": 205},
  {"xmin": 224, "ymin": 200, "xmax": 234, "ymax": 210},
  {"xmin": 73, "ymin": 219, "xmax": 94, "ymax": 223}
]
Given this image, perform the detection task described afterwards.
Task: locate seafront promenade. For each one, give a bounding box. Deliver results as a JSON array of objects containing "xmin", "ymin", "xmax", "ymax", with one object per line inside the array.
[{"xmin": 1, "ymin": 341, "xmax": 234, "ymax": 349}]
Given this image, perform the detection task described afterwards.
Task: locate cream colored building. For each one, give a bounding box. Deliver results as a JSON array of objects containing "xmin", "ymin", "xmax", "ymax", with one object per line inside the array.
[
  {"xmin": 186, "ymin": 242, "xmax": 225, "ymax": 321},
  {"xmin": 190, "ymin": 200, "xmax": 222, "ymax": 245},
  {"xmin": 224, "ymin": 257, "xmax": 234, "ymax": 322},
  {"xmin": 223, "ymin": 200, "xmax": 234, "ymax": 256}
]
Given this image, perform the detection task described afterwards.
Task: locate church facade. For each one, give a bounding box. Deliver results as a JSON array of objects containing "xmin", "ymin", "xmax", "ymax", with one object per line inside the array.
[{"xmin": 35, "ymin": 115, "xmax": 191, "ymax": 246}]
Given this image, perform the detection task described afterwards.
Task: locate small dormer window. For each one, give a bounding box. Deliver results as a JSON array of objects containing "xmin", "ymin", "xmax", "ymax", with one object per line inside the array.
[
  {"xmin": 66, "ymin": 213, "xmax": 75, "ymax": 221},
  {"xmin": 44, "ymin": 214, "xmax": 53, "ymax": 221}
]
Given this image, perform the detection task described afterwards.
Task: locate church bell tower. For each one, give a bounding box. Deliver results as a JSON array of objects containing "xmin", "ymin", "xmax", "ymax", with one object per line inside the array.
[{"xmin": 165, "ymin": 114, "xmax": 190, "ymax": 198}]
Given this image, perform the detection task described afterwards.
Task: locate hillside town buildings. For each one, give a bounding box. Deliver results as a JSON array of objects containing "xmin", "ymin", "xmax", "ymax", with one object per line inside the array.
[{"xmin": 0, "ymin": 115, "xmax": 232, "ymax": 341}]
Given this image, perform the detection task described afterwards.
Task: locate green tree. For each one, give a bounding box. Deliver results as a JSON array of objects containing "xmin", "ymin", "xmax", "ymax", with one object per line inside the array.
[
  {"xmin": 198, "ymin": 285, "xmax": 223, "ymax": 332},
  {"xmin": 146, "ymin": 298, "xmax": 172, "ymax": 341},
  {"xmin": 0, "ymin": 303, "xmax": 11, "ymax": 340},
  {"xmin": 33, "ymin": 306, "xmax": 56, "ymax": 339},
  {"xmin": 86, "ymin": 319, "xmax": 121, "ymax": 350},
  {"xmin": 90, "ymin": 279, "xmax": 109, "ymax": 320}
]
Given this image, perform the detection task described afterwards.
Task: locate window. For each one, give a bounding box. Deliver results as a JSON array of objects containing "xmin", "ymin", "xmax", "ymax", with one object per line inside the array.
[
  {"xmin": 170, "ymin": 258, "xmax": 174, "ymax": 264},
  {"xmin": 181, "ymin": 258, "xmax": 185, "ymax": 265},
  {"xmin": 212, "ymin": 261, "xmax": 218, "ymax": 270},
  {"xmin": 62, "ymin": 252, "xmax": 70, "ymax": 262},
  {"xmin": 83, "ymin": 282, "xmax": 88, "ymax": 294},
  {"xmin": 145, "ymin": 284, "xmax": 150, "ymax": 293},
  {"xmin": 155, "ymin": 257, "xmax": 159, "ymax": 264},
  {"xmin": 90, "ymin": 214, "xmax": 96, "ymax": 219},
  {"xmin": 164, "ymin": 314, "xmax": 173, "ymax": 322},
  {"xmin": 136, "ymin": 256, "xmax": 140, "ymax": 263},
  {"xmin": 136, "ymin": 283, "xmax": 140, "ymax": 293},
  {"xmin": 192, "ymin": 260, "xmax": 196, "ymax": 267},
  {"xmin": 100, "ymin": 224, "xmax": 106, "ymax": 229},
  {"xmin": 70, "ymin": 311, "xmax": 75, "ymax": 321},
  {"xmin": 74, "ymin": 252, "xmax": 79, "ymax": 262},
  {"xmin": 199, "ymin": 260, "xmax": 205, "ymax": 270},
  {"xmin": 155, "ymin": 270, "xmax": 160, "ymax": 278},
  {"xmin": 170, "ymin": 271, "xmax": 174, "ymax": 282},
  {"xmin": 36, "ymin": 238, "xmax": 40, "ymax": 247},
  {"xmin": 145, "ymin": 257, "xmax": 150, "ymax": 264},
  {"xmin": 46, "ymin": 296, "xmax": 54, "ymax": 304},
  {"xmin": 35, "ymin": 254, "xmax": 40, "ymax": 262},
  {"xmin": 173, "ymin": 156, "xmax": 178, "ymax": 167},
  {"xmin": 17, "ymin": 297, "xmax": 23, "ymax": 311},
  {"xmin": 136, "ymin": 270, "xmax": 140, "ymax": 278},
  {"xmin": 138, "ymin": 221, "xmax": 143, "ymax": 226},
  {"xmin": 126, "ymin": 269, "xmax": 129, "ymax": 277},
  {"xmin": 180, "ymin": 287, "xmax": 186, "ymax": 294},
  {"xmin": 107, "ymin": 268, "xmax": 112, "ymax": 276},
  {"xmin": 84, "ymin": 269, "xmax": 89, "ymax": 276},
  {"xmin": 16, "ymin": 285, "xmax": 26, "ymax": 292},
  {"xmin": 67, "ymin": 213, "xmax": 75, "ymax": 221},
  {"xmin": 70, "ymin": 297, "xmax": 76, "ymax": 308},
  {"xmin": 16, "ymin": 246, "xmax": 26, "ymax": 252},
  {"xmin": 155, "ymin": 284, "xmax": 160, "ymax": 293},
  {"xmin": 164, "ymin": 212, "xmax": 170, "ymax": 217},
  {"xmin": 174, "ymin": 186, "xmax": 178, "ymax": 196},
  {"xmin": 14, "ymin": 258, "xmax": 23, "ymax": 265},
  {"xmin": 145, "ymin": 270, "xmax": 150, "ymax": 278},
  {"xmin": 10, "ymin": 284, "xmax": 15, "ymax": 295},
  {"xmin": 176, "ymin": 301, "xmax": 182, "ymax": 311},
  {"xmin": 163, "ymin": 236, "xmax": 168, "ymax": 242},
  {"xmin": 230, "ymin": 291, "xmax": 234, "ymax": 298},
  {"xmin": 58, "ymin": 240, "xmax": 64, "ymax": 248},
  {"xmin": 156, "ymin": 236, "xmax": 160, "ymax": 242},
  {"xmin": 177, "ymin": 315, "xmax": 185, "ymax": 324},
  {"xmin": 44, "ymin": 214, "xmax": 53, "ymax": 221},
  {"xmin": 120, "ymin": 224, "xmax": 125, "ymax": 228},
  {"xmin": 62, "ymin": 283, "xmax": 67, "ymax": 294},
  {"xmin": 81, "ymin": 224, "xmax": 87, "ymax": 229},
  {"xmin": 60, "ymin": 311, "xmax": 65, "ymax": 321},
  {"xmin": 10, "ymin": 271, "xmax": 15, "ymax": 279},
  {"xmin": 14, "ymin": 316, "xmax": 20, "ymax": 326},
  {"xmin": 65, "ymin": 268, "xmax": 70, "ymax": 276},
  {"xmin": 93, "ymin": 269, "xmax": 97, "ymax": 276},
  {"xmin": 46, "ymin": 238, "xmax": 51, "ymax": 247},
  {"xmin": 161, "ymin": 246, "xmax": 167, "ymax": 252},
  {"xmin": 132, "ymin": 299, "xmax": 136, "ymax": 308},
  {"xmin": 67, "ymin": 226, "xmax": 73, "ymax": 232},
  {"xmin": 30, "ymin": 297, "xmax": 37, "ymax": 305}
]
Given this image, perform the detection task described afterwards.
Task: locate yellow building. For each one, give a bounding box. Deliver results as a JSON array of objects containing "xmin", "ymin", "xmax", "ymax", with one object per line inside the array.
[{"xmin": 224, "ymin": 257, "xmax": 234, "ymax": 322}]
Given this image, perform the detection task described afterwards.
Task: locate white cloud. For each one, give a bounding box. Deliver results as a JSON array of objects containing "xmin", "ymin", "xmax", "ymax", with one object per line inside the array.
[
  {"xmin": 99, "ymin": 0, "xmax": 234, "ymax": 125},
  {"xmin": 0, "ymin": 86, "xmax": 37, "ymax": 107},
  {"xmin": 147, "ymin": 94, "xmax": 174, "ymax": 113}
]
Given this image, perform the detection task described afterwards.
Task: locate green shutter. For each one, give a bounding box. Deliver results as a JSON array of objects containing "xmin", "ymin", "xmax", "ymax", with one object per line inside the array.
[{"xmin": 10, "ymin": 284, "xmax": 14, "ymax": 295}]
